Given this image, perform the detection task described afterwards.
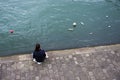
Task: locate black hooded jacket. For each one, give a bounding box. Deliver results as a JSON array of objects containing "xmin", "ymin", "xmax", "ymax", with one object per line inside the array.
[{"xmin": 33, "ymin": 49, "xmax": 46, "ymax": 62}]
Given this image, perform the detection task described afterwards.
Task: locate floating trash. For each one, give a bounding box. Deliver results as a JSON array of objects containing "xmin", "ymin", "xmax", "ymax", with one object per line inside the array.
[
  {"xmin": 108, "ymin": 25, "xmax": 111, "ymax": 28},
  {"xmin": 106, "ymin": 15, "xmax": 109, "ymax": 18},
  {"xmin": 89, "ymin": 32, "xmax": 93, "ymax": 35},
  {"xmin": 73, "ymin": 22, "xmax": 77, "ymax": 27},
  {"xmin": 68, "ymin": 28, "xmax": 74, "ymax": 31},
  {"xmin": 9, "ymin": 30, "xmax": 14, "ymax": 33},
  {"xmin": 80, "ymin": 22, "xmax": 84, "ymax": 25}
]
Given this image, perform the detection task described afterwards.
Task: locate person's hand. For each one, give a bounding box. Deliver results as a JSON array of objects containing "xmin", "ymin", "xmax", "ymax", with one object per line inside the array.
[{"xmin": 46, "ymin": 52, "xmax": 49, "ymax": 58}]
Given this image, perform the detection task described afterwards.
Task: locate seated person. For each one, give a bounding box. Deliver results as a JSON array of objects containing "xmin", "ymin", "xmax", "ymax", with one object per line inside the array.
[{"xmin": 32, "ymin": 43, "xmax": 48, "ymax": 64}]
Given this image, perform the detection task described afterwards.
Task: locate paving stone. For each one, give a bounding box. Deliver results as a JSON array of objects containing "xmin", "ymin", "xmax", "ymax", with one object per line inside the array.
[
  {"xmin": 73, "ymin": 57, "xmax": 77, "ymax": 61},
  {"xmin": 107, "ymin": 59, "xmax": 111, "ymax": 63},
  {"xmin": 6, "ymin": 62, "xmax": 15, "ymax": 80},
  {"xmin": 44, "ymin": 76, "xmax": 50, "ymax": 80},
  {"xmin": 111, "ymin": 51, "xmax": 115, "ymax": 54},
  {"xmin": 88, "ymin": 72, "xmax": 95, "ymax": 80},
  {"xmin": 101, "ymin": 58, "xmax": 106, "ymax": 61},
  {"xmin": 48, "ymin": 69, "xmax": 55, "ymax": 80},
  {"xmin": 68, "ymin": 55, "xmax": 73, "ymax": 59},
  {"xmin": 56, "ymin": 57, "xmax": 59, "ymax": 60},
  {"xmin": 75, "ymin": 51, "xmax": 81, "ymax": 55},
  {"xmin": 0, "ymin": 63, "xmax": 2, "ymax": 80},
  {"xmin": 60, "ymin": 76, "xmax": 65, "ymax": 80},
  {"xmin": 79, "ymin": 71, "xmax": 90, "ymax": 80},
  {"xmin": 116, "ymin": 53, "xmax": 120, "ymax": 56},
  {"xmin": 105, "ymin": 66, "xmax": 118, "ymax": 80},
  {"xmin": 30, "ymin": 66, "xmax": 34, "ymax": 70},
  {"xmin": 1, "ymin": 63, "xmax": 7, "ymax": 80},
  {"xmin": 59, "ymin": 56, "xmax": 63, "ymax": 60},
  {"xmin": 75, "ymin": 61, "xmax": 79, "ymax": 65},
  {"xmin": 16, "ymin": 75, "xmax": 20, "ymax": 79},
  {"xmin": 85, "ymin": 54, "xmax": 90, "ymax": 57},
  {"xmin": 102, "ymin": 69, "xmax": 110, "ymax": 78},
  {"xmin": 21, "ymin": 77, "xmax": 26, "ymax": 80},
  {"xmin": 35, "ymin": 76, "xmax": 39, "ymax": 80},
  {"xmin": 112, "ymin": 61, "xmax": 120, "ymax": 71},
  {"xmin": 48, "ymin": 64, "xmax": 52, "ymax": 69},
  {"xmin": 65, "ymin": 57, "xmax": 69, "ymax": 61},
  {"xmin": 75, "ymin": 77, "xmax": 80, "ymax": 80},
  {"xmin": 93, "ymin": 68, "xmax": 106, "ymax": 80}
]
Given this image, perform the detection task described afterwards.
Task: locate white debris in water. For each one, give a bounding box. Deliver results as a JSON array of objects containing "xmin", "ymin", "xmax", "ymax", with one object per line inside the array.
[
  {"xmin": 89, "ymin": 32, "xmax": 93, "ymax": 35},
  {"xmin": 108, "ymin": 25, "xmax": 111, "ymax": 28},
  {"xmin": 80, "ymin": 22, "xmax": 84, "ymax": 25},
  {"xmin": 106, "ymin": 15, "xmax": 109, "ymax": 18},
  {"xmin": 73, "ymin": 22, "xmax": 77, "ymax": 26},
  {"xmin": 68, "ymin": 28, "xmax": 74, "ymax": 31}
]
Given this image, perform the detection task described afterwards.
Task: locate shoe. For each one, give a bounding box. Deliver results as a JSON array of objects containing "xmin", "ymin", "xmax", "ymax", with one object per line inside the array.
[
  {"xmin": 37, "ymin": 62, "xmax": 41, "ymax": 64},
  {"xmin": 33, "ymin": 59, "xmax": 36, "ymax": 62}
]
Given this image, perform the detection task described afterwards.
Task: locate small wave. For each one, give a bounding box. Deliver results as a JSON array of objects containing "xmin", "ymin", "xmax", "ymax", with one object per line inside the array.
[
  {"xmin": 73, "ymin": 0, "xmax": 105, "ymax": 2},
  {"xmin": 79, "ymin": 39, "xmax": 94, "ymax": 42}
]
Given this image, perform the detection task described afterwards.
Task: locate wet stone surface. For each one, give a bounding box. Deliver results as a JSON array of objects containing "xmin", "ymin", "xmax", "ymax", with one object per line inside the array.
[{"xmin": 0, "ymin": 44, "xmax": 120, "ymax": 80}]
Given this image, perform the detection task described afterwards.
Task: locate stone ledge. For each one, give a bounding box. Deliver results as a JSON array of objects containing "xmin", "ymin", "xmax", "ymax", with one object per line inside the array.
[
  {"xmin": 0, "ymin": 44, "xmax": 120, "ymax": 63},
  {"xmin": 0, "ymin": 44, "xmax": 120, "ymax": 80}
]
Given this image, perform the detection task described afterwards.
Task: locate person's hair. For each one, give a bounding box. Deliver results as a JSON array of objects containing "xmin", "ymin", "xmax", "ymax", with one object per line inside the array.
[{"xmin": 35, "ymin": 43, "xmax": 40, "ymax": 51}]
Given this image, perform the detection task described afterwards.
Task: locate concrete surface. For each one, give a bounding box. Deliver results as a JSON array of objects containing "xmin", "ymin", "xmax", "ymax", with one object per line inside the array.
[{"xmin": 0, "ymin": 44, "xmax": 120, "ymax": 80}]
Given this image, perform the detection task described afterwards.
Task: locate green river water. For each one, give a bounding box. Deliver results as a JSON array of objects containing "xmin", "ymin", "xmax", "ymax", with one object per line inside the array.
[{"xmin": 0, "ymin": 0, "xmax": 120, "ymax": 56}]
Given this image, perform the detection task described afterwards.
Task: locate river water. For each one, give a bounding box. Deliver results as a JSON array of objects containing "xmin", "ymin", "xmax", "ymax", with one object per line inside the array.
[{"xmin": 0, "ymin": 0, "xmax": 120, "ymax": 56}]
